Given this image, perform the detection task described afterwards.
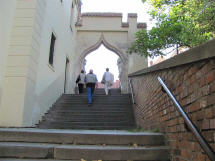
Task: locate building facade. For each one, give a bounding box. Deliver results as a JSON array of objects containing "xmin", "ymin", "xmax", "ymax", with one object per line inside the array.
[{"xmin": 0, "ymin": 0, "xmax": 147, "ymax": 127}]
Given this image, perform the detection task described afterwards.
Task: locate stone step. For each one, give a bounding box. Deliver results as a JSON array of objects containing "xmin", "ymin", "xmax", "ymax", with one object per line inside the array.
[
  {"xmin": 52, "ymin": 104, "xmax": 132, "ymax": 108},
  {"xmin": 42, "ymin": 115, "xmax": 134, "ymax": 122},
  {"xmin": 42, "ymin": 116, "xmax": 134, "ymax": 122},
  {"xmin": 45, "ymin": 112, "xmax": 133, "ymax": 118},
  {"xmin": 50, "ymin": 107, "xmax": 132, "ymax": 111},
  {"xmin": 57, "ymin": 100, "xmax": 131, "ymax": 103},
  {"xmin": 60, "ymin": 95, "xmax": 130, "ymax": 98},
  {"xmin": 38, "ymin": 125, "xmax": 135, "ymax": 130},
  {"xmin": 0, "ymin": 128, "xmax": 165, "ymax": 146},
  {"xmin": 56, "ymin": 100, "xmax": 132, "ymax": 103},
  {"xmin": 0, "ymin": 159, "xmax": 72, "ymax": 161},
  {"xmin": 0, "ymin": 142, "xmax": 169, "ymax": 160},
  {"xmin": 47, "ymin": 109, "xmax": 132, "ymax": 113},
  {"xmin": 38, "ymin": 121, "xmax": 135, "ymax": 128},
  {"xmin": 48, "ymin": 110, "xmax": 132, "ymax": 114},
  {"xmin": 44, "ymin": 112, "xmax": 133, "ymax": 118}
]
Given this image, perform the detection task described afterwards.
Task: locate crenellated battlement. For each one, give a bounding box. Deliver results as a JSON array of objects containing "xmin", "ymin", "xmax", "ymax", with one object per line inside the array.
[{"xmin": 76, "ymin": 12, "xmax": 146, "ymax": 30}]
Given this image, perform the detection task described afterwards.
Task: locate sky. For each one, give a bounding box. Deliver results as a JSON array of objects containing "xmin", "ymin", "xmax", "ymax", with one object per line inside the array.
[
  {"xmin": 85, "ymin": 45, "xmax": 119, "ymax": 81},
  {"xmin": 81, "ymin": 0, "xmax": 154, "ymax": 81}
]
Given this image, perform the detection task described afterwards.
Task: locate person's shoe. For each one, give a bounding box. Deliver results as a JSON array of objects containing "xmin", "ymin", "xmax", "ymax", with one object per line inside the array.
[{"xmin": 88, "ymin": 103, "xmax": 92, "ymax": 106}]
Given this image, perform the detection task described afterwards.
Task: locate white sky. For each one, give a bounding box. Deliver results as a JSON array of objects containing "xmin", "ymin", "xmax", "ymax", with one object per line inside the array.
[
  {"xmin": 82, "ymin": 0, "xmax": 154, "ymax": 81},
  {"xmin": 81, "ymin": 0, "xmax": 153, "ymax": 27},
  {"xmin": 85, "ymin": 45, "xmax": 119, "ymax": 81}
]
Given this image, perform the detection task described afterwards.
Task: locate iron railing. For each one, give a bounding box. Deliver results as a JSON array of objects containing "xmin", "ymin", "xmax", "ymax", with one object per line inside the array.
[
  {"xmin": 129, "ymin": 78, "xmax": 135, "ymax": 104},
  {"xmin": 158, "ymin": 76, "xmax": 215, "ymax": 161}
]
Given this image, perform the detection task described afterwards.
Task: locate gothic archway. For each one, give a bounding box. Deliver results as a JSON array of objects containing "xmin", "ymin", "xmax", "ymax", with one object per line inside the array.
[{"xmin": 75, "ymin": 34, "xmax": 128, "ymax": 93}]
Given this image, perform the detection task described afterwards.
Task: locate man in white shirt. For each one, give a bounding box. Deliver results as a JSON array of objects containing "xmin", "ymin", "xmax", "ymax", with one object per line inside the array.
[{"xmin": 102, "ymin": 68, "xmax": 114, "ymax": 95}]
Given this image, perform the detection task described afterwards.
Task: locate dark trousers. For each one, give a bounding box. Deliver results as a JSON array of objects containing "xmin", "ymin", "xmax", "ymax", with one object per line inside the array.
[
  {"xmin": 86, "ymin": 83, "xmax": 96, "ymax": 103},
  {"xmin": 78, "ymin": 84, "xmax": 84, "ymax": 93}
]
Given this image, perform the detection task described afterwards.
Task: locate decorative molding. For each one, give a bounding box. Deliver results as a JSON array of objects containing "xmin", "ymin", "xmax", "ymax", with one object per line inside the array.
[
  {"xmin": 121, "ymin": 22, "xmax": 129, "ymax": 28},
  {"xmin": 137, "ymin": 23, "xmax": 147, "ymax": 29},
  {"xmin": 81, "ymin": 12, "xmax": 122, "ymax": 17},
  {"xmin": 128, "ymin": 13, "xmax": 137, "ymax": 18}
]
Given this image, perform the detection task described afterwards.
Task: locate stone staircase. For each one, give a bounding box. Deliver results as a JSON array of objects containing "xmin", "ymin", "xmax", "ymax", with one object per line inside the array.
[
  {"xmin": 0, "ymin": 88, "xmax": 170, "ymax": 160},
  {"xmin": 38, "ymin": 88, "xmax": 135, "ymax": 130},
  {"xmin": 0, "ymin": 128, "xmax": 169, "ymax": 161}
]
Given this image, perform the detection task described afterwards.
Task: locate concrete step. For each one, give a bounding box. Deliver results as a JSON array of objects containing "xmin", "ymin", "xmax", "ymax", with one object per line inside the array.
[
  {"xmin": 52, "ymin": 105, "xmax": 132, "ymax": 109},
  {"xmin": 43, "ymin": 113, "xmax": 134, "ymax": 119},
  {"xmin": 61, "ymin": 95, "xmax": 130, "ymax": 98},
  {"xmin": 47, "ymin": 109, "xmax": 132, "ymax": 113},
  {"xmin": 47, "ymin": 110, "xmax": 132, "ymax": 114},
  {"xmin": 50, "ymin": 107, "xmax": 132, "ymax": 111},
  {"xmin": 38, "ymin": 121, "xmax": 135, "ymax": 129},
  {"xmin": 38, "ymin": 125, "xmax": 135, "ymax": 130},
  {"xmin": 56, "ymin": 102, "xmax": 131, "ymax": 106},
  {"xmin": 0, "ymin": 128, "xmax": 165, "ymax": 145},
  {"xmin": 45, "ymin": 112, "xmax": 134, "ymax": 119},
  {"xmin": 0, "ymin": 159, "xmax": 72, "ymax": 161},
  {"xmin": 44, "ymin": 112, "xmax": 133, "ymax": 117},
  {"xmin": 42, "ymin": 116, "xmax": 134, "ymax": 122},
  {"xmin": 0, "ymin": 142, "xmax": 169, "ymax": 160}
]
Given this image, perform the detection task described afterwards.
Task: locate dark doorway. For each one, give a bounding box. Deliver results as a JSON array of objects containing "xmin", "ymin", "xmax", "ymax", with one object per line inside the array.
[{"xmin": 64, "ymin": 58, "xmax": 69, "ymax": 93}]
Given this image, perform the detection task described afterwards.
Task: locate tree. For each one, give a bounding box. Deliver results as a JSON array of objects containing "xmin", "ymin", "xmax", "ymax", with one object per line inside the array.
[{"xmin": 129, "ymin": 0, "xmax": 215, "ymax": 58}]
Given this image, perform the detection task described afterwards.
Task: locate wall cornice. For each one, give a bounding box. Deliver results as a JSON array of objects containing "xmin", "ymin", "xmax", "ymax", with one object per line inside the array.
[{"xmin": 81, "ymin": 12, "xmax": 122, "ymax": 17}]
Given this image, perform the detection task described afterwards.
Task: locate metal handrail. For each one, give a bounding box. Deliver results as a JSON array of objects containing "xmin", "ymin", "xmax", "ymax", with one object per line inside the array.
[
  {"xmin": 158, "ymin": 76, "xmax": 215, "ymax": 161},
  {"xmin": 129, "ymin": 78, "xmax": 135, "ymax": 104}
]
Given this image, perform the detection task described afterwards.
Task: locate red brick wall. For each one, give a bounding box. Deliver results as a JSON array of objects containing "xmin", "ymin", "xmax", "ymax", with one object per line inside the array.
[{"xmin": 131, "ymin": 58, "xmax": 215, "ymax": 161}]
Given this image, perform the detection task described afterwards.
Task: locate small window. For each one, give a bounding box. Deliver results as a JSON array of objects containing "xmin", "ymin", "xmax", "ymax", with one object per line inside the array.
[{"xmin": 49, "ymin": 33, "xmax": 56, "ymax": 66}]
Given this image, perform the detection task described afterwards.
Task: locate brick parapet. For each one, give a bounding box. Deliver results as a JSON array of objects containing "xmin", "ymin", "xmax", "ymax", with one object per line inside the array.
[{"xmin": 130, "ymin": 40, "xmax": 215, "ymax": 161}]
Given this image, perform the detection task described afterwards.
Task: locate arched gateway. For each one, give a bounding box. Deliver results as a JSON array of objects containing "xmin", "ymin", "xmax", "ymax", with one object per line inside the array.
[{"xmin": 73, "ymin": 13, "xmax": 148, "ymax": 93}]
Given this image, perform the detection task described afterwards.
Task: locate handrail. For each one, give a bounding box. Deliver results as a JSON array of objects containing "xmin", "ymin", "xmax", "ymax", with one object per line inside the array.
[
  {"xmin": 158, "ymin": 76, "xmax": 215, "ymax": 161},
  {"xmin": 129, "ymin": 78, "xmax": 135, "ymax": 104}
]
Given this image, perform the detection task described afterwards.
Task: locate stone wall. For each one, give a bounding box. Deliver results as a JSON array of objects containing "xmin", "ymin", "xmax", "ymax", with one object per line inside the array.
[{"xmin": 129, "ymin": 39, "xmax": 215, "ymax": 161}]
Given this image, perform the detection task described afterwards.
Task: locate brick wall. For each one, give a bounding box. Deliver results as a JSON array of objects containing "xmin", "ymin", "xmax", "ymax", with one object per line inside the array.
[{"xmin": 129, "ymin": 40, "xmax": 215, "ymax": 161}]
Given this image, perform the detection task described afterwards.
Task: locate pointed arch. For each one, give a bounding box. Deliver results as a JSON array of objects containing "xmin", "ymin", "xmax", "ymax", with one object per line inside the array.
[{"xmin": 79, "ymin": 34, "xmax": 128, "ymax": 66}]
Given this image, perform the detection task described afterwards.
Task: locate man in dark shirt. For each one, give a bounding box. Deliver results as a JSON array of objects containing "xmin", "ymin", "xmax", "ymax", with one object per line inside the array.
[{"xmin": 85, "ymin": 69, "xmax": 98, "ymax": 105}]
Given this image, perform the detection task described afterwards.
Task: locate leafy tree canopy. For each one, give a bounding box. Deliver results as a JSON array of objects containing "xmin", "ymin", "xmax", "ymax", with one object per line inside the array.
[{"xmin": 129, "ymin": 0, "xmax": 215, "ymax": 58}]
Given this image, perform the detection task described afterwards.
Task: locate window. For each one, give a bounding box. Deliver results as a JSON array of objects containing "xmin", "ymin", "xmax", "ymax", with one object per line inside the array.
[{"xmin": 49, "ymin": 33, "xmax": 56, "ymax": 66}]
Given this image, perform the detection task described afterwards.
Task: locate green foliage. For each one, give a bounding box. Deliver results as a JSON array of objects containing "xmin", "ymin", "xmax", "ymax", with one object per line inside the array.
[{"xmin": 129, "ymin": 0, "xmax": 215, "ymax": 58}]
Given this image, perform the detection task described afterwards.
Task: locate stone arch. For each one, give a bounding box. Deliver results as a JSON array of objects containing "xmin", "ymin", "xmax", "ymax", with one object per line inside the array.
[
  {"xmin": 79, "ymin": 34, "xmax": 128, "ymax": 66},
  {"xmin": 76, "ymin": 34, "xmax": 129, "ymax": 93}
]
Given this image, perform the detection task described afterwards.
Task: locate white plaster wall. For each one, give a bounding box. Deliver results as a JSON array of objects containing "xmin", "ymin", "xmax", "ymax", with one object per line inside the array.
[
  {"xmin": 32, "ymin": 0, "xmax": 77, "ymax": 125},
  {"xmin": 0, "ymin": 0, "xmax": 38, "ymax": 126},
  {"xmin": 0, "ymin": 0, "xmax": 16, "ymax": 104},
  {"xmin": 0, "ymin": 0, "xmax": 78, "ymax": 127},
  {"xmin": 80, "ymin": 17, "xmax": 126, "ymax": 31}
]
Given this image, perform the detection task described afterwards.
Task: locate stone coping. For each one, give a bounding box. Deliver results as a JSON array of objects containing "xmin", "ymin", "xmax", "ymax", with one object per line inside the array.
[
  {"xmin": 137, "ymin": 23, "xmax": 147, "ymax": 28},
  {"xmin": 129, "ymin": 39, "xmax": 215, "ymax": 77},
  {"xmin": 81, "ymin": 12, "xmax": 122, "ymax": 17}
]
